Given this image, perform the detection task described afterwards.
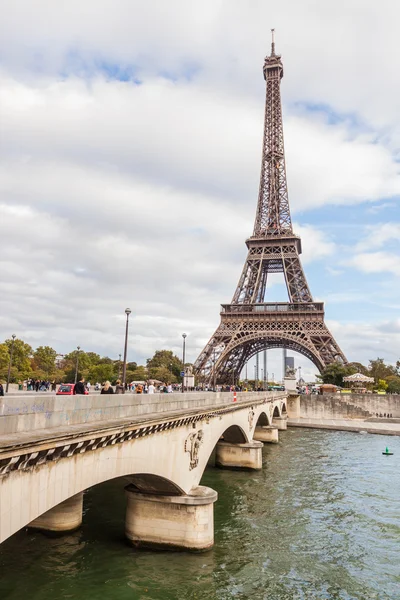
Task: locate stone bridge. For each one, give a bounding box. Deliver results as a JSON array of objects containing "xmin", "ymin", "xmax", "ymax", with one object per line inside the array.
[{"xmin": 0, "ymin": 391, "xmax": 289, "ymax": 551}]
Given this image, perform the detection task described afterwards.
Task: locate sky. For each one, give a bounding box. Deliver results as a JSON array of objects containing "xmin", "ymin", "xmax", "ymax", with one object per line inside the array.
[{"xmin": 0, "ymin": 0, "xmax": 399, "ymax": 381}]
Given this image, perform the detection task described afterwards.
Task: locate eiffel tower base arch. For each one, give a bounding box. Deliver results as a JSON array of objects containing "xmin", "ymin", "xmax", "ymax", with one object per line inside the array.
[{"xmin": 194, "ymin": 303, "xmax": 346, "ymax": 386}]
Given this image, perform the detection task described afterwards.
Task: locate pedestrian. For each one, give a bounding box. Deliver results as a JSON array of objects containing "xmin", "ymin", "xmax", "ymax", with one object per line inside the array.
[
  {"xmin": 136, "ymin": 384, "xmax": 143, "ymax": 394},
  {"xmin": 167, "ymin": 383, "xmax": 172, "ymax": 393},
  {"xmin": 148, "ymin": 382, "xmax": 155, "ymax": 394},
  {"xmin": 87, "ymin": 381, "xmax": 91, "ymax": 393},
  {"xmin": 74, "ymin": 378, "xmax": 86, "ymax": 395},
  {"xmin": 0, "ymin": 382, "xmax": 4, "ymax": 396},
  {"xmin": 101, "ymin": 381, "xmax": 114, "ymax": 394},
  {"xmin": 115, "ymin": 379, "xmax": 124, "ymax": 394},
  {"xmin": 51, "ymin": 381, "xmax": 56, "ymax": 392}
]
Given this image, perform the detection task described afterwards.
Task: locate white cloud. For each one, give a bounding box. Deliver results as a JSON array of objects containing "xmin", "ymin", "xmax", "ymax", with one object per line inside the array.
[
  {"xmin": 0, "ymin": 0, "xmax": 400, "ymax": 368},
  {"xmin": 355, "ymin": 223, "xmax": 400, "ymax": 251},
  {"xmin": 347, "ymin": 251, "xmax": 400, "ymax": 277},
  {"xmin": 293, "ymin": 223, "xmax": 335, "ymax": 263}
]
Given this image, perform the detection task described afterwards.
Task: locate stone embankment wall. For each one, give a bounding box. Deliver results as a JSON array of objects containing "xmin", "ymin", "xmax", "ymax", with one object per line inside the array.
[
  {"xmin": 0, "ymin": 391, "xmax": 285, "ymax": 436},
  {"xmin": 299, "ymin": 394, "xmax": 400, "ymax": 419}
]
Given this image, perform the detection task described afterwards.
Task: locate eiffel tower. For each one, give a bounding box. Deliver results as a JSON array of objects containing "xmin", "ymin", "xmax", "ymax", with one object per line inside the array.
[{"xmin": 194, "ymin": 31, "xmax": 347, "ymax": 384}]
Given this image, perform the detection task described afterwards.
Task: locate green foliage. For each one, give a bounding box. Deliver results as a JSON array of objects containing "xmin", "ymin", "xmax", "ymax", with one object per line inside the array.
[
  {"xmin": 147, "ymin": 350, "xmax": 182, "ymax": 381},
  {"xmin": 63, "ymin": 349, "xmax": 92, "ymax": 373},
  {"xmin": 129, "ymin": 366, "xmax": 148, "ymax": 382},
  {"xmin": 85, "ymin": 352, "xmax": 101, "ymax": 365},
  {"xmin": 318, "ymin": 362, "xmax": 351, "ymax": 387},
  {"xmin": 376, "ymin": 379, "xmax": 388, "ymax": 391},
  {"xmin": 386, "ymin": 376, "xmax": 400, "ymax": 394},
  {"xmin": 346, "ymin": 362, "xmax": 368, "ymax": 375},
  {"xmin": 368, "ymin": 358, "xmax": 396, "ymax": 384},
  {"xmin": 149, "ymin": 366, "xmax": 175, "ymax": 383},
  {"xmin": 33, "ymin": 346, "xmax": 57, "ymax": 376},
  {"xmin": 88, "ymin": 363, "xmax": 116, "ymax": 383},
  {"xmin": 0, "ymin": 343, "xmax": 10, "ymax": 379},
  {"xmin": 4, "ymin": 338, "xmax": 33, "ymax": 379}
]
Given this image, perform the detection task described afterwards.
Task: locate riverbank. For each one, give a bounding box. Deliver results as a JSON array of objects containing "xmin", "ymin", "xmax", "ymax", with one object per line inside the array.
[{"xmin": 288, "ymin": 417, "xmax": 400, "ymax": 436}]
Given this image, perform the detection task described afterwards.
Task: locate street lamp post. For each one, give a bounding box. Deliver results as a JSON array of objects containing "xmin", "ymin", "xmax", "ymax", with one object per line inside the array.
[
  {"xmin": 6, "ymin": 334, "xmax": 16, "ymax": 393},
  {"xmin": 74, "ymin": 346, "xmax": 81, "ymax": 384},
  {"xmin": 254, "ymin": 365, "xmax": 257, "ymax": 390},
  {"xmin": 181, "ymin": 333, "xmax": 187, "ymax": 393},
  {"xmin": 169, "ymin": 363, "xmax": 172, "ymax": 380},
  {"xmin": 298, "ymin": 366, "xmax": 302, "ymax": 383},
  {"xmin": 261, "ymin": 368, "xmax": 264, "ymax": 390},
  {"xmin": 118, "ymin": 353, "xmax": 122, "ymax": 379},
  {"xmin": 122, "ymin": 308, "xmax": 132, "ymax": 392}
]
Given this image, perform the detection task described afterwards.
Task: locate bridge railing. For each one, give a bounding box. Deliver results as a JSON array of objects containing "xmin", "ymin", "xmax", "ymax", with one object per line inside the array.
[{"xmin": 0, "ymin": 391, "xmax": 287, "ymax": 437}]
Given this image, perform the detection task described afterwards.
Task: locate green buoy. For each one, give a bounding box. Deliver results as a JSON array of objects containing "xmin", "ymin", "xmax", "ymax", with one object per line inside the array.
[{"xmin": 382, "ymin": 446, "xmax": 393, "ymax": 456}]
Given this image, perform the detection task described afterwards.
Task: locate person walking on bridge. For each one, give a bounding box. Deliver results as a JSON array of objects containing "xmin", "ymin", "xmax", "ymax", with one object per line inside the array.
[
  {"xmin": 101, "ymin": 381, "xmax": 114, "ymax": 394},
  {"xmin": 115, "ymin": 379, "xmax": 124, "ymax": 394},
  {"xmin": 74, "ymin": 378, "xmax": 86, "ymax": 395}
]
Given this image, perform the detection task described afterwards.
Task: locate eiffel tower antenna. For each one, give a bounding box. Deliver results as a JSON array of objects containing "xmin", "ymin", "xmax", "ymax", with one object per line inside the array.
[{"xmin": 194, "ymin": 40, "xmax": 347, "ymax": 385}]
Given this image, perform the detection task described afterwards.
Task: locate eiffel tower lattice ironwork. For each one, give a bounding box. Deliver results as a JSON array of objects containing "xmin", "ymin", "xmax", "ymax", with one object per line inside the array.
[{"xmin": 194, "ymin": 31, "xmax": 347, "ymax": 384}]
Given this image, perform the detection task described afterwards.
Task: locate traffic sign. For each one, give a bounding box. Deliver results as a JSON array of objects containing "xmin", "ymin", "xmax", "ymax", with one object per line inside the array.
[{"xmin": 180, "ymin": 371, "xmax": 185, "ymax": 377}]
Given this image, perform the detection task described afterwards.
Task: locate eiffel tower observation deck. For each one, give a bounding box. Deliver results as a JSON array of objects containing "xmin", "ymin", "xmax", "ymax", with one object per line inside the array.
[{"xmin": 194, "ymin": 31, "xmax": 347, "ymax": 385}]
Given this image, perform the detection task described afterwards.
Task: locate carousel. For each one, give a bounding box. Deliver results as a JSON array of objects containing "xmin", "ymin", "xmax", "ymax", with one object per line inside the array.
[{"xmin": 342, "ymin": 372, "xmax": 374, "ymax": 393}]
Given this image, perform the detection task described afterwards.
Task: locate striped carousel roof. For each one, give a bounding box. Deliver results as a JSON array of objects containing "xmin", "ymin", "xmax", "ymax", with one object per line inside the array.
[{"xmin": 343, "ymin": 372, "xmax": 374, "ymax": 383}]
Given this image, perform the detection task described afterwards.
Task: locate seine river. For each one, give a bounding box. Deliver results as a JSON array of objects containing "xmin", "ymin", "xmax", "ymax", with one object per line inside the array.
[{"xmin": 0, "ymin": 429, "xmax": 399, "ymax": 600}]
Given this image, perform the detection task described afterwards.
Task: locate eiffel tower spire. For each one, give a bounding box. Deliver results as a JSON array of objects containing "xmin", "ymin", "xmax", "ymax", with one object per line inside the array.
[
  {"xmin": 254, "ymin": 29, "xmax": 291, "ymax": 237},
  {"xmin": 194, "ymin": 38, "xmax": 347, "ymax": 384}
]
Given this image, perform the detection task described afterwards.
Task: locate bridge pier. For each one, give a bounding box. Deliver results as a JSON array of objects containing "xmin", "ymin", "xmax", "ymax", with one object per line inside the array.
[
  {"xmin": 28, "ymin": 492, "xmax": 83, "ymax": 534},
  {"xmin": 125, "ymin": 485, "xmax": 218, "ymax": 551},
  {"xmin": 272, "ymin": 416, "xmax": 287, "ymax": 430},
  {"xmin": 286, "ymin": 395, "xmax": 300, "ymax": 418},
  {"xmin": 253, "ymin": 425, "xmax": 279, "ymax": 443},
  {"xmin": 215, "ymin": 440, "xmax": 263, "ymax": 470}
]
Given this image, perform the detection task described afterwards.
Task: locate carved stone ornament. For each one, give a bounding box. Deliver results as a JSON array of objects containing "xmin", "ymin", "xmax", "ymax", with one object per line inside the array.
[
  {"xmin": 184, "ymin": 430, "xmax": 204, "ymax": 470},
  {"xmin": 285, "ymin": 365, "xmax": 297, "ymax": 378},
  {"xmin": 248, "ymin": 409, "xmax": 255, "ymax": 429}
]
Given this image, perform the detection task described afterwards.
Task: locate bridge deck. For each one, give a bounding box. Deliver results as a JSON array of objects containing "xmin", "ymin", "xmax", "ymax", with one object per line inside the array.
[{"xmin": 0, "ymin": 395, "xmax": 279, "ymax": 458}]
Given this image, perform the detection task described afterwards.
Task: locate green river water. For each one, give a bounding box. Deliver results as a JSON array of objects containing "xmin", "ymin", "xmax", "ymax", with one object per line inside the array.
[{"xmin": 0, "ymin": 428, "xmax": 399, "ymax": 600}]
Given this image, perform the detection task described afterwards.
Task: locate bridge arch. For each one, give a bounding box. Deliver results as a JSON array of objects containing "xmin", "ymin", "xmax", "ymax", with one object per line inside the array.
[
  {"xmin": 221, "ymin": 424, "xmax": 248, "ymax": 444},
  {"xmin": 255, "ymin": 411, "xmax": 271, "ymax": 427}
]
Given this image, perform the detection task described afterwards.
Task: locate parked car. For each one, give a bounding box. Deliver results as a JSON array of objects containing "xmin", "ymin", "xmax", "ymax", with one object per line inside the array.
[{"xmin": 56, "ymin": 383, "xmax": 89, "ymax": 395}]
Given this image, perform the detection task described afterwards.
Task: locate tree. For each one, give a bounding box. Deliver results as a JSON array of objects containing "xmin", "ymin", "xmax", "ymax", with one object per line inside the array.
[
  {"xmin": 376, "ymin": 379, "xmax": 388, "ymax": 392},
  {"xmin": 346, "ymin": 362, "xmax": 368, "ymax": 375},
  {"xmin": 0, "ymin": 343, "xmax": 10, "ymax": 379},
  {"xmin": 85, "ymin": 352, "xmax": 101, "ymax": 365},
  {"xmin": 88, "ymin": 363, "xmax": 116, "ymax": 383},
  {"xmin": 368, "ymin": 358, "xmax": 396, "ymax": 384},
  {"xmin": 318, "ymin": 362, "xmax": 350, "ymax": 387},
  {"xmin": 129, "ymin": 366, "xmax": 148, "ymax": 382},
  {"xmin": 33, "ymin": 346, "xmax": 57, "ymax": 377},
  {"xmin": 386, "ymin": 376, "xmax": 400, "ymax": 394},
  {"xmin": 149, "ymin": 366, "xmax": 175, "ymax": 383},
  {"xmin": 63, "ymin": 350, "xmax": 92, "ymax": 380},
  {"xmin": 147, "ymin": 350, "xmax": 182, "ymax": 380},
  {"xmin": 4, "ymin": 338, "xmax": 33, "ymax": 380}
]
